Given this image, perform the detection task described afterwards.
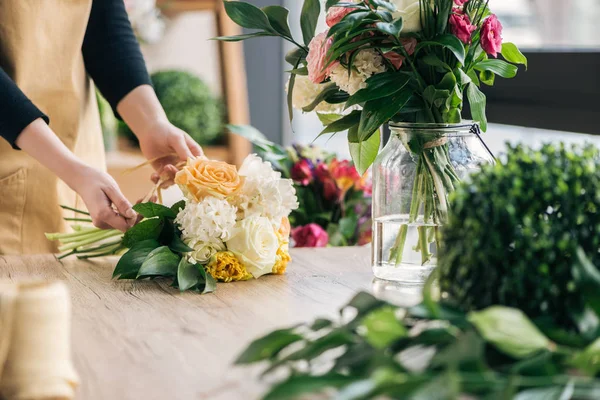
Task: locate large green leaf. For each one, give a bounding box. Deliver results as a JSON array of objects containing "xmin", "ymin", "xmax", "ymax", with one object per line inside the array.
[
  {"xmin": 212, "ymin": 32, "xmax": 273, "ymax": 42},
  {"xmin": 361, "ymin": 307, "xmax": 407, "ymax": 349},
  {"xmin": 302, "ymin": 83, "xmax": 339, "ymax": 112},
  {"xmin": 122, "ymin": 218, "xmax": 165, "ymax": 248},
  {"xmin": 177, "ymin": 258, "xmax": 204, "ymax": 292},
  {"xmin": 358, "ymin": 89, "xmax": 412, "ymax": 141},
  {"xmin": 236, "ymin": 328, "xmax": 304, "ymax": 364},
  {"xmin": 222, "ymin": 1, "xmax": 272, "ymax": 31},
  {"xmin": 475, "ymin": 59, "xmax": 518, "ymax": 78},
  {"xmin": 262, "ymin": 5, "xmax": 292, "ymax": 38},
  {"xmin": 318, "ymin": 110, "xmax": 362, "ymax": 136},
  {"xmin": 300, "ymin": 0, "xmax": 320, "ymax": 45},
  {"xmin": 170, "ymin": 200, "xmax": 186, "ymax": 215},
  {"xmin": 346, "ymin": 72, "xmax": 410, "ymax": 108},
  {"xmin": 468, "ymin": 306, "xmax": 551, "ymax": 359},
  {"xmin": 285, "ymin": 47, "xmax": 307, "ymax": 66},
  {"xmin": 502, "ymin": 42, "xmax": 528, "ymax": 69},
  {"xmin": 466, "ymin": 82, "xmax": 487, "ymax": 132},
  {"xmin": 349, "ymin": 127, "xmax": 381, "ymax": 175},
  {"xmin": 137, "ymin": 246, "xmax": 180, "ymax": 278},
  {"xmin": 112, "ymin": 239, "xmax": 160, "ymax": 279},
  {"xmin": 263, "ymin": 374, "xmax": 355, "ymax": 400},
  {"xmin": 375, "ymin": 19, "xmax": 403, "ymax": 38},
  {"xmin": 133, "ymin": 203, "xmax": 176, "ymax": 219},
  {"xmin": 416, "ymin": 35, "xmax": 466, "ymax": 65}
]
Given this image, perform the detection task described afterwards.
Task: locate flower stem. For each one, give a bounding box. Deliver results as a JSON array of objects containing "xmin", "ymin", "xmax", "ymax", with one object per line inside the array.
[
  {"xmin": 64, "ymin": 218, "xmax": 93, "ymax": 223},
  {"xmin": 60, "ymin": 205, "xmax": 90, "ymax": 216},
  {"xmin": 58, "ymin": 230, "xmax": 122, "ymax": 252}
]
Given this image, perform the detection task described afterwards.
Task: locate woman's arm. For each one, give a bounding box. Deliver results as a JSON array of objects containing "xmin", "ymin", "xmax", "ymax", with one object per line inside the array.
[
  {"xmin": 16, "ymin": 119, "xmax": 136, "ymax": 231},
  {"xmin": 82, "ymin": 0, "xmax": 203, "ymax": 170}
]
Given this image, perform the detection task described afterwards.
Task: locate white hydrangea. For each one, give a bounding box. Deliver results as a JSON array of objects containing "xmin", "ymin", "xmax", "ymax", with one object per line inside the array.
[
  {"xmin": 289, "ymin": 75, "xmax": 344, "ymax": 114},
  {"xmin": 175, "ymin": 197, "xmax": 237, "ymax": 247},
  {"xmin": 234, "ymin": 155, "xmax": 299, "ymax": 227},
  {"xmin": 329, "ymin": 49, "xmax": 386, "ymax": 95}
]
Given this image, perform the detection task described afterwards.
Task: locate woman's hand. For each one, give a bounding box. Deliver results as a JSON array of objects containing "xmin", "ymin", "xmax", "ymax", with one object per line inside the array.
[
  {"xmin": 69, "ymin": 165, "xmax": 137, "ymax": 232},
  {"xmin": 116, "ymin": 85, "xmax": 204, "ymax": 187},
  {"xmin": 16, "ymin": 118, "xmax": 136, "ymax": 232}
]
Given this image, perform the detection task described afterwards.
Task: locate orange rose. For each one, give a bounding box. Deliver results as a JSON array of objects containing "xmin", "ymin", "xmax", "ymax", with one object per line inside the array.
[{"xmin": 175, "ymin": 158, "xmax": 243, "ymax": 202}]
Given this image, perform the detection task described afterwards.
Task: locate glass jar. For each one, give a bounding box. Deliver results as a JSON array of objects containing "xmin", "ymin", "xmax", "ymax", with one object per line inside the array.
[{"xmin": 372, "ymin": 122, "xmax": 494, "ymax": 283}]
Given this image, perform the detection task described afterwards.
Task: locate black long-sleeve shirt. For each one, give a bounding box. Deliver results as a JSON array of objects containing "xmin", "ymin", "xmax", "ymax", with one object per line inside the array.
[{"xmin": 0, "ymin": 0, "xmax": 151, "ymax": 148}]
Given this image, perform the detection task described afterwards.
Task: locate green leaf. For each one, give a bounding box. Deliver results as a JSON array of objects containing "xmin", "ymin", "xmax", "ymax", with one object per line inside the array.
[
  {"xmin": 430, "ymin": 330, "xmax": 483, "ymax": 367},
  {"xmin": 417, "ymin": 35, "xmax": 466, "ymax": 65},
  {"xmin": 422, "ymin": 53, "xmax": 451, "ymax": 71},
  {"xmin": 285, "ymin": 47, "xmax": 307, "ymax": 66},
  {"xmin": 201, "ymin": 271, "xmax": 217, "ymax": 294},
  {"xmin": 302, "ymin": 83, "xmax": 339, "ymax": 112},
  {"xmin": 317, "ymin": 113, "xmax": 343, "ymax": 125},
  {"xmin": 410, "ymin": 371, "xmax": 460, "ymax": 400},
  {"xmin": 338, "ymin": 215, "xmax": 359, "ymax": 240},
  {"xmin": 112, "ymin": 239, "xmax": 160, "ymax": 279},
  {"xmin": 287, "ymin": 59, "xmax": 300, "ymax": 122},
  {"xmin": 358, "ymin": 90, "xmax": 412, "ymax": 141},
  {"xmin": 480, "ymin": 69, "xmax": 495, "ymax": 86},
  {"xmin": 212, "ymin": 31, "xmax": 274, "ymax": 42},
  {"xmin": 137, "ymin": 246, "xmax": 180, "ymax": 278},
  {"xmin": 326, "ymin": 0, "xmax": 341, "ymax": 10},
  {"xmin": 375, "ymin": 19, "xmax": 403, "ymax": 38},
  {"xmin": 227, "ymin": 124, "xmax": 275, "ymax": 147},
  {"xmin": 236, "ymin": 328, "xmax": 304, "ymax": 364},
  {"xmin": 466, "ymin": 82, "xmax": 487, "ymax": 132},
  {"xmin": 169, "ymin": 233, "xmax": 193, "ymax": 253},
  {"xmin": 573, "ymin": 247, "xmax": 600, "ymax": 315},
  {"xmin": 222, "ymin": 1, "xmax": 272, "ymax": 31},
  {"xmin": 570, "ymin": 337, "xmax": 600, "ymax": 376},
  {"xmin": 170, "ymin": 200, "xmax": 186, "ymax": 215},
  {"xmin": 122, "ymin": 218, "xmax": 165, "ymax": 248},
  {"xmin": 361, "ymin": 307, "xmax": 407, "ymax": 349},
  {"xmin": 475, "ymin": 59, "xmax": 518, "ymax": 78},
  {"xmin": 513, "ymin": 386, "xmax": 572, "ymax": 400},
  {"xmin": 345, "ymin": 292, "xmax": 387, "ymax": 317},
  {"xmin": 318, "ymin": 110, "xmax": 362, "ymax": 136},
  {"xmin": 468, "ymin": 306, "xmax": 551, "ymax": 359},
  {"xmin": 262, "ymin": 5, "xmax": 292, "ymax": 38},
  {"xmin": 310, "ymin": 318, "xmax": 333, "ymax": 331},
  {"xmin": 349, "ymin": 127, "xmax": 380, "ymax": 175},
  {"xmin": 369, "ymin": 0, "xmax": 396, "ymax": 12},
  {"xmin": 133, "ymin": 203, "xmax": 176, "ymax": 219},
  {"xmin": 263, "ymin": 374, "xmax": 354, "ymax": 400},
  {"xmin": 345, "ymin": 72, "xmax": 410, "ymax": 108},
  {"xmin": 176, "ymin": 258, "xmax": 203, "ymax": 291},
  {"xmin": 287, "ymin": 329, "xmax": 354, "ymax": 361},
  {"xmin": 502, "ymin": 42, "xmax": 528, "ymax": 69},
  {"xmin": 300, "ymin": 0, "xmax": 320, "ymax": 45}
]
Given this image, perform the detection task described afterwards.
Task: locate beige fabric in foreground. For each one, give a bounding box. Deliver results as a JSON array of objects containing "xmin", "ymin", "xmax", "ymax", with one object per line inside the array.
[{"xmin": 0, "ymin": 281, "xmax": 79, "ymax": 400}]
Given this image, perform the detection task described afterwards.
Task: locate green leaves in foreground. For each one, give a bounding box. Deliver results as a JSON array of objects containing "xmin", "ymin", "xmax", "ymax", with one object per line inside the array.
[
  {"xmin": 112, "ymin": 202, "xmax": 216, "ymax": 294},
  {"xmin": 237, "ymin": 291, "xmax": 600, "ymax": 399}
]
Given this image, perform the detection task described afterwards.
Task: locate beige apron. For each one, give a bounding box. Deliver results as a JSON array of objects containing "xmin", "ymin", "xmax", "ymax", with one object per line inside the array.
[{"xmin": 0, "ymin": 0, "xmax": 106, "ymax": 254}]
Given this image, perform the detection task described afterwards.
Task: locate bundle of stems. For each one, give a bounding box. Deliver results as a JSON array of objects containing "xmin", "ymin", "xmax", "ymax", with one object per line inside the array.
[
  {"xmin": 388, "ymin": 138, "xmax": 461, "ymax": 266},
  {"xmin": 45, "ymin": 205, "xmax": 124, "ymax": 260}
]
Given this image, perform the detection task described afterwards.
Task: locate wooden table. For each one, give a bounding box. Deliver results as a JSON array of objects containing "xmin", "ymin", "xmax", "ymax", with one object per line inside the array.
[{"xmin": 0, "ymin": 247, "xmax": 422, "ymax": 400}]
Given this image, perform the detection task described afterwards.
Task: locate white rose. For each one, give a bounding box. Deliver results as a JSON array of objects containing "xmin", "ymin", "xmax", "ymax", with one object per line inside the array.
[
  {"xmin": 226, "ymin": 216, "xmax": 279, "ymax": 278},
  {"xmin": 390, "ymin": 0, "xmax": 422, "ymax": 32},
  {"xmin": 189, "ymin": 240, "xmax": 226, "ymax": 264}
]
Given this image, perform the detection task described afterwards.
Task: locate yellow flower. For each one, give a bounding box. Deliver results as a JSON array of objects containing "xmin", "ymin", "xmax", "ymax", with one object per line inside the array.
[
  {"xmin": 272, "ymin": 232, "xmax": 292, "ymax": 275},
  {"xmin": 175, "ymin": 157, "xmax": 243, "ymax": 202},
  {"xmin": 206, "ymin": 251, "xmax": 253, "ymax": 283}
]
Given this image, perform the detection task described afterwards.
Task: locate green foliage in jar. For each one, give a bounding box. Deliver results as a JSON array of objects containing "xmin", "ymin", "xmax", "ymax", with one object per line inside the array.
[
  {"xmin": 120, "ymin": 70, "xmax": 224, "ymax": 146},
  {"xmin": 439, "ymin": 143, "xmax": 600, "ymax": 339}
]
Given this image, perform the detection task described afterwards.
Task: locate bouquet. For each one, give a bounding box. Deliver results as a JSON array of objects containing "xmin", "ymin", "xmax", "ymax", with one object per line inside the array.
[
  {"xmin": 229, "ymin": 125, "xmax": 372, "ymax": 247},
  {"xmin": 217, "ymin": 0, "xmax": 527, "ymax": 265},
  {"xmin": 47, "ymin": 155, "xmax": 299, "ymax": 293}
]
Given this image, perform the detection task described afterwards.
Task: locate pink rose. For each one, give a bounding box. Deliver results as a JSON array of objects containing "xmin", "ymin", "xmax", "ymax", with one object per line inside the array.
[
  {"xmin": 383, "ymin": 38, "xmax": 417, "ymax": 70},
  {"xmin": 292, "ymin": 224, "xmax": 329, "ymax": 248},
  {"xmin": 307, "ymin": 31, "xmax": 335, "ymax": 84},
  {"xmin": 454, "ymin": 0, "xmax": 468, "ymax": 5},
  {"xmin": 480, "ymin": 14, "xmax": 503, "ymax": 58},
  {"xmin": 291, "ymin": 159, "xmax": 313, "ymax": 186},
  {"xmin": 449, "ymin": 12, "xmax": 476, "ymax": 44},
  {"xmin": 326, "ymin": 6, "xmax": 358, "ymax": 27}
]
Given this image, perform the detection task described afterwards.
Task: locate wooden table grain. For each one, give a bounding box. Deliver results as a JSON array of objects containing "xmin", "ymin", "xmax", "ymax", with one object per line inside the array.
[{"xmin": 0, "ymin": 247, "xmax": 427, "ymax": 400}]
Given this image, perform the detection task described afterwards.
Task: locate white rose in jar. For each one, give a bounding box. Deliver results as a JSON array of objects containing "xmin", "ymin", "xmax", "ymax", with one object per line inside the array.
[
  {"xmin": 226, "ymin": 216, "xmax": 279, "ymax": 278},
  {"xmin": 390, "ymin": 0, "xmax": 423, "ymax": 32}
]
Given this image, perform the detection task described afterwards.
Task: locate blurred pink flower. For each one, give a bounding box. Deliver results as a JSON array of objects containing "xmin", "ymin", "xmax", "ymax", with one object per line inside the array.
[
  {"xmin": 291, "ymin": 159, "xmax": 313, "ymax": 186},
  {"xmin": 454, "ymin": 0, "xmax": 468, "ymax": 5},
  {"xmin": 326, "ymin": 6, "xmax": 358, "ymax": 27},
  {"xmin": 449, "ymin": 12, "xmax": 476, "ymax": 44},
  {"xmin": 383, "ymin": 38, "xmax": 417, "ymax": 70},
  {"xmin": 481, "ymin": 14, "xmax": 503, "ymax": 58},
  {"xmin": 315, "ymin": 164, "xmax": 340, "ymax": 201},
  {"xmin": 292, "ymin": 224, "xmax": 329, "ymax": 248},
  {"xmin": 307, "ymin": 31, "xmax": 335, "ymax": 84},
  {"xmin": 329, "ymin": 158, "xmax": 360, "ymax": 194}
]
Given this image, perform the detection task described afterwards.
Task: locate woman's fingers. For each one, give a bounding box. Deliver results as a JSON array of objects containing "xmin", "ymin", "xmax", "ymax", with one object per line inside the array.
[
  {"xmin": 185, "ymin": 133, "xmax": 204, "ymax": 157},
  {"xmin": 103, "ymin": 185, "xmax": 136, "ymax": 228},
  {"xmin": 169, "ymin": 131, "xmax": 194, "ymax": 160}
]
